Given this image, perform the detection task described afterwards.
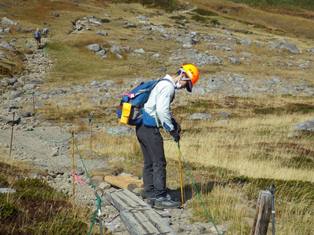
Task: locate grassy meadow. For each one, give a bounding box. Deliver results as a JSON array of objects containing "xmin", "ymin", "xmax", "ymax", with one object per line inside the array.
[{"xmin": 1, "ymin": 0, "xmax": 313, "ymax": 234}]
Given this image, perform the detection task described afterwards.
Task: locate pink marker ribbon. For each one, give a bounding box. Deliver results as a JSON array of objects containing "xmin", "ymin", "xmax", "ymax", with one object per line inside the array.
[{"xmin": 71, "ymin": 171, "xmax": 86, "ymax": 185}]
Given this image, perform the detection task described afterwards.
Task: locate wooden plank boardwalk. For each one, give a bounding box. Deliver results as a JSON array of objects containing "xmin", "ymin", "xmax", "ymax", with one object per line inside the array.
[{"xmin": 105, "ymin": 189, "xmax": 175, "ymax": 235}]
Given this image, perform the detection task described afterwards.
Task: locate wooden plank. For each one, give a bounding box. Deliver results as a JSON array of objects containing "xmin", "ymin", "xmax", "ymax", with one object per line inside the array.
[
  {"xmin": 105, "ymin": 189, "xmax": 175, "ymax": 235},
  {"xmin": 144, "ymin": 210, "xmax": 173, "ymax": 234},
  {"xmin": 133, "ymin": 211, "xmax": 160, "ymax": 234},
  {"xmin": 123, "ymin": 189, "xmax": 148, "ymax": 207},
  {"xmin": 115, "ymin": 191, "xmax": 140, "ymax": 208},
  {"xmin": 104, "ymin": 175, "xmax": 143, "ymax": 190},
  {"xmin": 120, "ymin": 211, "xmax": 148, "ymax": 235}
]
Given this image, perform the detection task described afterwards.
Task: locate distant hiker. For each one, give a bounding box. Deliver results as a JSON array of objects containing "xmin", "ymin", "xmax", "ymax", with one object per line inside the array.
[
  {"xmin": 34, "ymin": 28, "xmax": 41, "ymax": 48},
  {"xmin": 135, "ymin": 64, "xmax": 200, "ymax": 209}
]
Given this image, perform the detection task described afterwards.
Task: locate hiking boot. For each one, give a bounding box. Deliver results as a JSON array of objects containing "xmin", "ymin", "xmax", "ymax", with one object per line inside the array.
[{"xmin": 154, "ymin": 196, "xmax": 180, "ymax": 209}]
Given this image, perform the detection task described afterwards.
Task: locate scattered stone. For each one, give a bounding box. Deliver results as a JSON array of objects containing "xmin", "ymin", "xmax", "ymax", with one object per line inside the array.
[
  {"xmin": 99, "ymin": 182, "xmax": 111, "ymax": 190},
  {"xmin": 7, "ymin": 78, "xmax": 17, "ymax": 86},
  {"xmin": 170, "ymin": 49, "xmax": 223, "ymax": 66},
  {"xmin": 1, "ymin": 17, "xmax": 17, "ymax": 26},
  {"xmin": 106, "ymin": 126, "xmax": 133, "ymax": 136},
  {"xmin": 0, "ymin": 188, "xmax": 16, "ymax": 194},
  {"xmin": 134, "ymin": 48, "xmax": 145, "ymax": 54},
  {"xmin": 23, "ymin": 83, "xmax": 36, "ymax": 90},
  {"xmin": 189, "ymin": 113, "xmax": 212, "ymax": 121},
  {"xmin": 219, "ymin": 111, "xmax": 230, "ymax": 119},
  {"xmin": 51, "ymin": 147, "xmax": 59, "ymax": 157},
  {"xmin": 86, "ymin": 43, "xmax": 101, "ymax": 52},
  {"xmin": 152, "ymin": 53, "xmax": 160, "ymax": 59},
  {"xmin": 52, "ymin": 12, "xmax": 60, "ymax": 17},
  {"xmin": 96, "ymin": 30, "xmax": 108, "ymax": 36},
  {"xmin": 307, "ymin": 48, "xmax": 314, "ymax": 54},
  {"xmin": 270, "ymin": 39, "xmax": 300, "ymax": 54},
  {"xmin": 10, "ymin": 90, "xmax": 23, "ymax": 99},
  {"xmin": 110, "ymin": 45, "xmax": 122, "ymax": 55},
  {"xmin": 124, "ymin": 21, "xmax": 137, "ymax": 28},
  {"xmin": 229, "ymin": 56, "xmax": 241, "ymax": 64},
  {"xmin": 239, "ymin": 38, "xmax": 252, "ymax": 46}
]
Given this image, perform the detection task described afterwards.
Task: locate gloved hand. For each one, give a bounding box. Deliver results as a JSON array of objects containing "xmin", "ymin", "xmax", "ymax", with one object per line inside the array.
[
  {"xmin": 171, "ymin": 118, "xmax": 181, "ymax": 134},
  {"xmin": 170, "ymin": 129, "xmax": 180, "ymax": 143}
]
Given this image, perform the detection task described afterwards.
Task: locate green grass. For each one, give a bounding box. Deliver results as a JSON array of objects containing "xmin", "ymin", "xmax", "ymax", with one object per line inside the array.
[
  {"xmin": 230, "ymin": 0, "xmax": 314, "ymax": 11},
  {"xmin": 0, "ymin": 162, "xmax": 88, "ymax": 235}
]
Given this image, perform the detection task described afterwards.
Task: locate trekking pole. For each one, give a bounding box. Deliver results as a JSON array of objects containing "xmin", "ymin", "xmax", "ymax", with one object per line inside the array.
[
  {"xmin": 9, "ymin": 112, "xmax": 15, "ymax": 158},
  {"xmin": 177, "ymin": 142, "xmax": 185, "ymax": 206},
  {"xmin": 270, "ymin": 184, "xmax": 276, "ymax": 235}
]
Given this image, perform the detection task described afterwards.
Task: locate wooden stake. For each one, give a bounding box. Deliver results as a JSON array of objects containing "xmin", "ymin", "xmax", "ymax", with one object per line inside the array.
[
  {"xmin": 251, "ymin": 190, "xmax": 272, "ymax": 235},
  {"xmin": 9, "ymin": 112, "xmax": 15, "ymax": 158},
  {"xmin": 71, "ymin": 132, "xmax": 76, "ymax": 199}
]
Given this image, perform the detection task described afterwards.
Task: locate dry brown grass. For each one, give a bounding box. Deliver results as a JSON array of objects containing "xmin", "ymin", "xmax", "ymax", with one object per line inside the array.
[{"xmin": 189, "ymin": 0, "xmax": 314, "ymax": 39}]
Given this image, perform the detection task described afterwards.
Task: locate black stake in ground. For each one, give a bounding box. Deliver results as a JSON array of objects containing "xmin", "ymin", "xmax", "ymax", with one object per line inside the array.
[
  {"xmin": 88, "ymin": 112, "xmax": 94, "ymax": 152},
  {"xmin": 32, "ymin": 92, "xmax": 36, "ymax": 114},
  {"xmin": 9, "ymin": 112, "xmax": 15, "ymax": 158}
]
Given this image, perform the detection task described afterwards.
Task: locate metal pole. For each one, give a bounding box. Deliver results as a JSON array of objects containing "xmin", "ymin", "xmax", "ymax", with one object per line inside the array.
[{"xmin": 9, "ymin": 112, "xmax": 15, "ymax": 158}]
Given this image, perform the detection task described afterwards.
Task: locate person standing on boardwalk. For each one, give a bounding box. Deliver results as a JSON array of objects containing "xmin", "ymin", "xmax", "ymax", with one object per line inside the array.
[{"xmin": 136, "ymin": 64, "xmax": 200, "ymax": 209}]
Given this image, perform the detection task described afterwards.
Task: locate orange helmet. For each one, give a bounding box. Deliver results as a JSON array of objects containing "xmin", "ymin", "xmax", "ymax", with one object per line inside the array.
[{"xmin": 180, "ymin": 64, "xmax": 200, "ymax": 92}]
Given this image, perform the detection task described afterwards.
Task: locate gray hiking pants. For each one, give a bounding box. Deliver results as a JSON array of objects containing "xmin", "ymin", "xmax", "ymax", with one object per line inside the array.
[{"xmin": 136, "ymin": 124, "xmax": 167, "ymax": 198}]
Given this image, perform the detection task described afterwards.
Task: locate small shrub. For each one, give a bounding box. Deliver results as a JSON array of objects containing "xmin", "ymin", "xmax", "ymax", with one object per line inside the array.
[{"xmin": 13, "ymin": 179, "xmax": 65, "ymax": 201}]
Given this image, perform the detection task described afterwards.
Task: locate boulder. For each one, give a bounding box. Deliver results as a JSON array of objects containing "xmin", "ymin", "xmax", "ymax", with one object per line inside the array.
[
  {"xmin": 1, "ymin": 17, "xmax": 17, "ymax": 26},
  {"xmin": 0, "ymin": 41, "xmax": 14, "ymax": 50},
  {"xmin": 270, "ymin": 40, "xmax": 300, "ymax": 54},
  {"xmin": 293, "ymin": 119, "xmax": 314, "ymax": 134},
  {"xmin": 86, "ymin": 43, "xmax": 101, "ymax": 52}
]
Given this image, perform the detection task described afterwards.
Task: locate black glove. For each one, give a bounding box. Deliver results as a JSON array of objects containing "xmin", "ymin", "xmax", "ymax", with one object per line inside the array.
[
  {"xmin": 170, "ymin": 129, "xmax": 180, "ymax": 143},
  {"xmin": 171, "ymin": 118, "xmax": 181, "ymax": 134}
]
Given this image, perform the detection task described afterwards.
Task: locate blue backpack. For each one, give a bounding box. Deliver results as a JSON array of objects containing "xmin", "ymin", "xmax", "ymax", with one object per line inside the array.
[{"xmin": 117, "ymin": 79, "xmax": 166, "ymax": 126}]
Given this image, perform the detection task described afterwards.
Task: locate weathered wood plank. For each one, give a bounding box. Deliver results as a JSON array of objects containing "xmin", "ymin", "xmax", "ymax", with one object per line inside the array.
[
  {"xmin": 144, "ymin": 209, "xmax": 173, "ymax": 234},
  {"xmin": 133, "ymin": 211, "xmax": 160, "ymax": 233},
  {"xmin": 105, "ymin": 189, "xmax": 175, "ymax": 235},
  {"xmin": 121, "ymin": 211, "xmax": 148, "ymax": 235},
  {"xmin": 123, "ymin": 189, "xmax": 148, "ymax": 207},
  {"xmin": 251, "ymin": 190, "xmax": 272, "ymax": 235}
]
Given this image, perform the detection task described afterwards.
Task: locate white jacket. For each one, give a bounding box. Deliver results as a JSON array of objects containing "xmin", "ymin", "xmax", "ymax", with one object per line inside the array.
[{"xmin": 142, "ymin": 75, "xmax": 176, "ymax": 131}]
